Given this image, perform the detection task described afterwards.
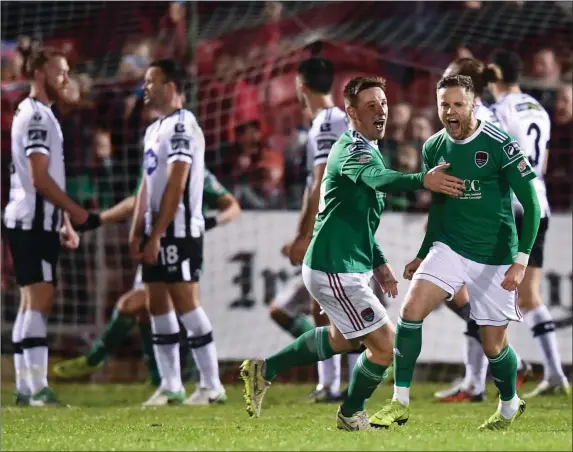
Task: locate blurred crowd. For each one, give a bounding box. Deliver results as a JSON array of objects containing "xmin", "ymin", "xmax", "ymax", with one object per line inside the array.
[
  {"xmin": 1, "ymin": 0, "xmax": 571, "ymax": 348},
  {"xmin": 2, "ymin": 1, "xmax": 571, "ymax": 215}
]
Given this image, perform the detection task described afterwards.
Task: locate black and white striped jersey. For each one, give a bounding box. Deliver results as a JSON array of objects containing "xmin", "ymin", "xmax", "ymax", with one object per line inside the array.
[
  {"xmin": 306, "ymin": 106, "xmax": 348, "ymax": 187},
  {"xmin": 142, "ymin": 108, "xmax": 205, "ymax": 238},
  {"xmin": 490, "ymin": 92, "xmax": 551, "ymax": 218},
  {"xmin": 4, "ymin": 97, "xmax": 64, "ymax": 232}
]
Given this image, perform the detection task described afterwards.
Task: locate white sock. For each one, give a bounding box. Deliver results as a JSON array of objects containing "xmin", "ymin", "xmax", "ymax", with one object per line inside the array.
[
  {"xmin": 347, "ymin": 352, "xmax": 360, "ymax": 381},
  {"xmin": 317, "ymin": 355, "xmax": 341, "ymax": 395},
  {"xmin": 392, "ymin": 385, "xmax": 410, "ymax": 406},
  {"xmin": 179, "ymin": 307, "xmax": 223, "ymax": 392},
  {"xmin": 461, "ymin": 335, "xmax": 475, "ymax": 390},
  {"xmin": 467, "ymin": 336, "xmax": 489, "ymax": 395},
  {"xmin": 499, "ymin": 393, "xmax": 519, "ymax": 419},
  {"xmin": 151, "ymin": 311, "xmax": 182, "ymax": 392},
  {"xmin": 21, "ymin": 310, "xmax": 48, "ymax": 395},
  {"xmin": 524, "ymin": 305, "xmax": 565, "ymax": 382},
  {"xmin": 12, "ymin": 311, "xmax": 30, "ymax": 395}
]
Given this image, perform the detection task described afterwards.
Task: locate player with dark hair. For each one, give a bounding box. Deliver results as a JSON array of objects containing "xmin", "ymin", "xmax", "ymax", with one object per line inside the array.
[
  {"xmin": 242, "ymin": 75, "xmax": 461, "ymax": 430},
  {"xmin": 128, "ymin": 58, "xmax": 226, "ymax": 405},
  {"xmin": 269, "ymin": 57, "xmax": 348, "ymax": 402},
  {"xmin": 371, "ymin": 74, "xmax": 540, "ymax": 430},
  {"xmin": 4, "ymin": 47, "xmax": 97, "ymax": 405},
  {"xmin": 53, "ymin": 169, "xmax": 240, "ymax": 387}
]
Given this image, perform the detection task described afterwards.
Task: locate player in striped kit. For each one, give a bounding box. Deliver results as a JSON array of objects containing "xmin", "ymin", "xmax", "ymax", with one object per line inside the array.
[
  {"xmin": 4, "ymin": 48, "xmax": 97, "ymax": 405},
  {"xmin": 129, "ymin": 59, "xmax": 226, "ymax": 406},
  {"xmin": 53, "ymin": 169, "xmax": 240, "ymax": 391},
  {"xmin": 488, "ymin": 51, "xmax": 568, "ymax": 397},
  {"xmin": 269, "ymin": 57, "xmax": 349, "ymax": 402},
  {"xmin": 435, "ymin": 57, "xmax": 531, "ymax": 402}
]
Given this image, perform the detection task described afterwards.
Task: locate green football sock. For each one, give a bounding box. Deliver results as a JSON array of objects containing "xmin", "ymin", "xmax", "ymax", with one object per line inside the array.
[
  {"xmin": 139, "ymin": 322, "xmax": 160, "ymax": 386},
  {"xmin": 263, "ymin": 326, "xmax": 334, "ymax": 381},
  {"xmin": 289, "ymin": 314, "xmax": 314, "ymax": 338},
  {"xmin": 341, "ymin": 352, "xmax": 388, "ymax": 416},
  {"xmin": 394, "ymin": 317, "xmax": 423, "ymax": 388},
  {"xmin": 487, "ymin": 344, "xmax": 518, "ymax": 401},
  {"xmin": 86, "ymin": 309, "xmax": 135, "ymax": 366}
]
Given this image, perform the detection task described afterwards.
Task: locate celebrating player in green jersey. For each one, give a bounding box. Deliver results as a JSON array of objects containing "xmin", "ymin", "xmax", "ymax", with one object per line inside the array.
[
  {"xmin": 240, "ymin": 75, "xmax": 464, "ymax": 431},
  {"xmin": 53, "ymin": 169, "xmax": 240, "ymax": 394},
  {"xmin": 370, "ymin": 74, "xmax": 541, "ymax": 431}
]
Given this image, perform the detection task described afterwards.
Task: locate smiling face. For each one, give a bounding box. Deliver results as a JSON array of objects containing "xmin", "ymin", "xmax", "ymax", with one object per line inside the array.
[
  {"xmin": 347, "ymin": 86, "xmax": 388, "ymax": 141},
  {"xmin": 437, "ymin": 85, "xmax": 475, "ymax": 140}
]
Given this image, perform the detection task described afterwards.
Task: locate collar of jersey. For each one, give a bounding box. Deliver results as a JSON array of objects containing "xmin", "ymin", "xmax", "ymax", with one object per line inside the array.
[
  {"xmin": 445, "ymin": 119, "xmax": 485, "ymax": 145},
  {"xmin": 348, "ymin": 128, "xmax": 379, "ymax": 150}
]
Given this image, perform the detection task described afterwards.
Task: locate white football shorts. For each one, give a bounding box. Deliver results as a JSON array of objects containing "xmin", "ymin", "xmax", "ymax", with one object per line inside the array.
[
  {"xmin": 414, "ymin": 241, "xmax": 522, "ymax": 326},
  {"xmin": 302, "ymin": 264, "xmax": 389, "ymax": 339}
]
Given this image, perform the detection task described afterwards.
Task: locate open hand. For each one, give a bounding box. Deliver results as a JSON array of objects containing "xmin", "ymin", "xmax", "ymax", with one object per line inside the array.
[
  {"xmin": 423, "ymin": 163, "xmax": 464, "ymax": 197},
  {"xmin": 373, "ymin": 263, "xmax": 399, "ymax": 298}
]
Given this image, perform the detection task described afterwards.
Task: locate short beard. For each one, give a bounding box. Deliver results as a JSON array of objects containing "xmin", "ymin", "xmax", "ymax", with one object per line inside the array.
[
  {"xmin": 44, "ymin": 80, "xmax": 60, "ymax": 104},
  {"xmin": 459, "ymin": 116, "xmax": 475, "ymax": 139}
]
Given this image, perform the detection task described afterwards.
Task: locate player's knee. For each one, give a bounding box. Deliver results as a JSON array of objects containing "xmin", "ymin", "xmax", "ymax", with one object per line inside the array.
[
  {"xmin": 401, "ymin": 281, "xmax": 446, "ymax": 321},
  {"xmin": 116, "ymin": 290, "xmax": 146, "ymax": 316},
  {"xmin": 480, "ymin": 327, "xmax": 508, "ymax": 357},
  {"xmin": 27, "ymin": 283, "xmax": 55, "ymax": 315},
  {"xmin": 361, "ymin": 324, "xmax": 394, "ymax": 366},
  {"xmin": 268, "ymin": 304, "xmax": 289, "ymax": 326},
  {"xmin": 328, "ymin": 326, "xmax": 357, "ymax": 354}
]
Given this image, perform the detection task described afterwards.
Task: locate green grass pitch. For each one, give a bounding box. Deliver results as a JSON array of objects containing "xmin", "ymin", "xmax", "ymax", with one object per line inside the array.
[{"xmin": 2, "ymin": 382, "xmax": 571, "ymax": 451}]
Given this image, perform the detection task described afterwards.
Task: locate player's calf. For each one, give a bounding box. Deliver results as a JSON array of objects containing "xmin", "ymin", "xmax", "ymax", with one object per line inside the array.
[
  {"xmin": 145, "ymin": 282, "xmax": 184, "ymax": 399},
  {"xmin": 519, "ymin": 267, "xmax": 567, "ymax": 386},
  {"xmin": 169, "ymin": 282, "xmax": 225, "ymax": 403},
  {"xmin": 23, "ymin": 283, "xmax": 55, "ymax": 397},
  {"xmin": 340, "ymin": 324, "xmax": 394, "ymax": 424}
]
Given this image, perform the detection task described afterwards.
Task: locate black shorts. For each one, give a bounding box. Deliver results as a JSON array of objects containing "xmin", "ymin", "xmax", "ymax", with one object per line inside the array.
[
  {"xmin": 5, "ymin": 228, "xmax": 60, "ymax": 287},
  {"xmin": 142, "ymin": 235, "xmax": 203, "ymax": 283},
  {"xmin": 515, "ymin": 215, "xmax": 548, "ymax": 268}
]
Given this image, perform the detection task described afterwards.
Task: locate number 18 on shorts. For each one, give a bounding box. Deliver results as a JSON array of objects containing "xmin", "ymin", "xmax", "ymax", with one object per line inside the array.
[{"xmin": 142, "ymin": 236, "xmax": 203, "ymax": 283}]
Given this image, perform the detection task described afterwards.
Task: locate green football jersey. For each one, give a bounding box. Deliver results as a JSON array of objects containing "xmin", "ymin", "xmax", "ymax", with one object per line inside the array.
[
  {"xmin": 134, "ymin": 168, "xmax": 228, "ymax": 214},
  {"xmin": 202, "ymin": 168, "xmax": 229, "ymax": 211},
  {"xmin": 419, "ymin": 120, "xmax": 536, "ymax": 265},
  {"xmin": 304, "ymin": 130, "xmax": 425, "ymax": 273}
]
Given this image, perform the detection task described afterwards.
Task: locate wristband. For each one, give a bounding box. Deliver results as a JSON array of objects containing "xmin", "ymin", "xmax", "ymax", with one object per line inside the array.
[
  {"xmin": 74, "ymin": 212, "xmax": 102, "ymax": 232},
  {"xmin": 204, "ymin": 216, "xmax": 217, "ymax": 231},
  {"xmin": 514, "ymin": 252, "xmax": 529, "ymax": 266}
]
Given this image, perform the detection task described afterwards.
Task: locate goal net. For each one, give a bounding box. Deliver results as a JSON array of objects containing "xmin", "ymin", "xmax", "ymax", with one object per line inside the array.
[{"xmin": 1, "ymin": 1, "xmax": 571, "ymax": 382}]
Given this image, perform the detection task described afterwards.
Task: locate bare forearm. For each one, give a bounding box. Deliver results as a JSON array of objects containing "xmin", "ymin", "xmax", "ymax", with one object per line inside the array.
[
  {"xmin": 101, "ymin": 196, "xmax": 136, "ymax": 225},
  {"xmin": 34, "ymin": 174, "xmax": 84, "ymax": 219},
  {"xmin": 215, "ymin": 196, "xmax": 241, "ymax": 226},
  {"xmin": 297, "ymin": 185, "xmax": 319, "ymax": 239},
  {"xmin": 130, "ymin": 181, "xmax": 146, "ymax": 239}
]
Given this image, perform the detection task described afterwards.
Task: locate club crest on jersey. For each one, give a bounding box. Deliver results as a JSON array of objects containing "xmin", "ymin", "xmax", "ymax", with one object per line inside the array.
[
  {"xmin": 358, "ymin": 154, "xmax": 372, "ymax": 164},
  {"xmin": 144, "ymin": 149, "xmax": 158, "ymax": 175},
  {"xmin": 361, "ymin": 308, "xmax": 375, "ymax": 322},
  {"xmin": 474, "ymin": 151, "xmax": 489, "ymax": 168}
]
